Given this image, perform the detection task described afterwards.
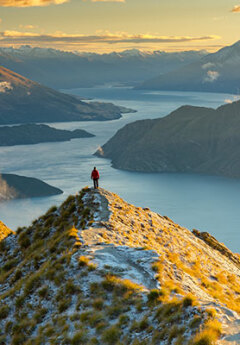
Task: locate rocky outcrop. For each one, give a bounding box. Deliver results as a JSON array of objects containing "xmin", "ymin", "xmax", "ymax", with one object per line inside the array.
[{"xmin": 192, "ymin": 229, "xmax": 240, "ymax": 268}]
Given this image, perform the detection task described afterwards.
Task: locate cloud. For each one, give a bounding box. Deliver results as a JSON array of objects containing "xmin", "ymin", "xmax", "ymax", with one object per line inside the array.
[
  {"xmin": 87, "ymin": 0, "xmax": 125, "ymax": 2},
  {"xmin": 202, "ymin": 62, "xmax": 215, "ymax": 70},
  {"xmin": 0, "ymin": 0, "xmax": 69, "ymax": 7},
  {"xmin": 204, "ymin": 70, "xmax": 220, "ymax": 83},
  {"xmin": 19, "ymin": 24, "xmax": 37, "ymax": 29},
  {"xmin": 231, "ymin": 5, "xmax": 240, "ymax": 12},
  {"xmin": 0, "ymin": 30, "xmax": 220, "ymax": 45},
  {"xmin": 0, "ymin": 81, "xmax": 13, "ymax": 93},
  {"xmin": 225, "ymin": 99, "xmax": 233, "ymax": 104},
  {"xmin": 224, "ymin": 95, "xmax": 240, "ymax": 104}
]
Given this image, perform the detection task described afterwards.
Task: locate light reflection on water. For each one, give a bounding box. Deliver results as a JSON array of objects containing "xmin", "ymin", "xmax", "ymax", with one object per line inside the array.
[{"xmin": 0, "ymin": 88, "xmax": 239, "ymax": 253}]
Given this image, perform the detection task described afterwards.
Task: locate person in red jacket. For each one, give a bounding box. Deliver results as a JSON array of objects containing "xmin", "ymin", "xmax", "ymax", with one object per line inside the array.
[{"xmin": 91, "ymin": 167, "xmax": 100, "ymax": 189}]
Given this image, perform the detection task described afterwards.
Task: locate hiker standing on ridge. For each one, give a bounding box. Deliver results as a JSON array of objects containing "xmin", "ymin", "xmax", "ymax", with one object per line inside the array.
[{"xmin": 91, "ymin": 167, "xmax": 100, "ymax": 189}]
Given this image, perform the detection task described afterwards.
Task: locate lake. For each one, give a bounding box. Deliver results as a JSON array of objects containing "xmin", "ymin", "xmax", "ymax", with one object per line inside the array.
[{"xmin": 0, "ymin": 87, "xmax": 239, "ymax": 253}]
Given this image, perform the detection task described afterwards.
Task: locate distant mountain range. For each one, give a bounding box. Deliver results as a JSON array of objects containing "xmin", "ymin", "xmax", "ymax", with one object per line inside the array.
[
  {"xmin": 0, "ymin": 124, "xmax": 94, "ymax": 146},
  {"xmin": 96, "ymin": 99, "xmax": 240, "ymax": 178},
  {"xmin": 0, "ymin": 173, "xmax": 62, "ymax": 201},
  {"xmin": 0, "ymin": 46, "xmax": 207, "ymax": 88},
  {"xmin": 137, "ymin": 40, "xmax": 240, "ymax": 94},
  {"xmin": 0, "ymin": 66, "xmax": 134, "ymax": 125}
]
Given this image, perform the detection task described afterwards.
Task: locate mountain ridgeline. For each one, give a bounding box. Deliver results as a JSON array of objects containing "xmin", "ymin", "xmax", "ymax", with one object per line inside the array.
[
  {"xmin": 0, "ymin": 66, "xmax": 134, "ymax": 125},
  {"xmin": 96, "ymin": 99, "xmax": 240, "ymax": 178},
  {"xmin": 0, "ymin": 46, "xmax": 207, "ymax": 88},
  {"xmin": 0, "ymin": 187, "xmax": 239, "ymax": 344},
  {"xmin": 136, "ymin": 40, "xmax": 240, "ymax": 94}
]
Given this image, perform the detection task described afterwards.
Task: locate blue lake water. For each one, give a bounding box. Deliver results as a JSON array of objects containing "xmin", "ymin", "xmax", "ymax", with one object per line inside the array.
[{"xmin": 0, "ymin": 87, "xmax": 239, "ymax": 253}]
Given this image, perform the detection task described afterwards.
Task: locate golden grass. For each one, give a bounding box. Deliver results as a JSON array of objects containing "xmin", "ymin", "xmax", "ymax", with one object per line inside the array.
[{"xmin": 97, "ymin": 191, "xmax": 240, "ymax": 315}]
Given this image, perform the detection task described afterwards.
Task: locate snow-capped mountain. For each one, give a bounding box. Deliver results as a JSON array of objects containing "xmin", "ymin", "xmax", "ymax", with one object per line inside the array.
[
  {"xmin": 0, "ymin": 46, "xmax": 207, "ymax": 89},
  {"xmin": 137, "ymin": 40, "xmax": 240, "ymax": 94}
]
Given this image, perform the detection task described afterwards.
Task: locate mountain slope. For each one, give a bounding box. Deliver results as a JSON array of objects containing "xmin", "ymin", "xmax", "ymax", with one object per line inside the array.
[
  {"xmin": 0, "ymin": 66, "xmax": 133, "ymax": 125},
  {"xmin": 0, "ymin": 46, "xmax": 207, "ymax": 88},
  {"xmin": 0, "ymin": 187, "xmax": 239, "ymax": 344},
  {"xmin": 136, "ymin": 40, "xmax": 240, "ymax": 94},
  {"xmin": 0, "ymin": 124, "xmax": 94, "ymax": 146},
  {"xmin": 96, "ymin": 99, "xmax": 240, "ymax": 178},
  {"xmin": 0, "ymin": 173, "xmax": 63, "ymax": 200}
]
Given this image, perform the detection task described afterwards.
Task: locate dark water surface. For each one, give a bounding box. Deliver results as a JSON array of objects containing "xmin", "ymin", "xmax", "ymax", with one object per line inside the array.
[{"xmin": 0, "ymin": 88, "xmax": 239, "ymax": 253}]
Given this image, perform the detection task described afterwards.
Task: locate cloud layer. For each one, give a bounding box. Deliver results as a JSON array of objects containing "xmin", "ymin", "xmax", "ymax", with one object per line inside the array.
[
  {"xmin": 0, "ymin": 31, "xmax": 219, "ymax": 45},
  {"xmin": 89, "ymin": 0, "xmax": 125, "ymax": 2},
  {"xmin": 0, "ymin": 0, "xmax": 68, "ymax": 7},
  {"xmin": 0, "ymin": 0, "xmax": 124, "ymax": 5}
]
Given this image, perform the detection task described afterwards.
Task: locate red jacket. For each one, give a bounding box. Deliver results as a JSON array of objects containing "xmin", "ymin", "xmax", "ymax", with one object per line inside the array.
[{"xmin": 91, "ymin": 169, "xmax": 100, "ymax": 179}]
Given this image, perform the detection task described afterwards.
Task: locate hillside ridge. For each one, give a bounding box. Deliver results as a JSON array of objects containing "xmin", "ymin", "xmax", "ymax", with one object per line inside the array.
[
  {"xmin": 96, "ymin": 99, "xmax": 240, "ymax": 178},
  {"xmin": 0, "ymin": 187, "xmax": 239, "ymax": 344},
  {"xmin": 0, "ymin": 65, "xmax": 135, "ymax": 125}
]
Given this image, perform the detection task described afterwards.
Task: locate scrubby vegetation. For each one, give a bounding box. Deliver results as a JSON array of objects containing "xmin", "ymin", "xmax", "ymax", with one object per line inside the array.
[{"xmin": 0, "ymin": 187, "xmax": 233, "ymax": 344}]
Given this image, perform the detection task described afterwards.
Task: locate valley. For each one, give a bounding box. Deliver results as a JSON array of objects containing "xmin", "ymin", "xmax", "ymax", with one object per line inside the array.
[{"xmin": 0, "ymin": 88, "xmax": 239, "ymax": 253}]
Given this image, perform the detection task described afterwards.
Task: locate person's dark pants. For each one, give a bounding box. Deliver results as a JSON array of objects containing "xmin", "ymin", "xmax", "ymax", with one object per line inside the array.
[{"xmin": 93, "ymin": 179, "xmax": 99, "ymax": 189}]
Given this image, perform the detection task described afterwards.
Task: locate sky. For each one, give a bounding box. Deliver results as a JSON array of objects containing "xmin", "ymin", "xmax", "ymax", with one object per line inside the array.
[{"xmin": 0, "ymin": 0, "xmax": 239, "ymax": 53}]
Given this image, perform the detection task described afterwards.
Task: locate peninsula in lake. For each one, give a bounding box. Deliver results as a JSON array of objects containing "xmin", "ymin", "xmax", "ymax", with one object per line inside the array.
[
  {"xmin": 0, "ymin": 66, "xmax": 135, "ymax": 125},
  {"xmin": 96, "ymin": 99, "xmax": 240, "ymax": 178},
  {"xmin": 0, "ymin": 174, "xmax": 63, "ymax": 201},
  {"xmin": 0, "ymin": 124, "xmax": 94, "ymax": 146}
]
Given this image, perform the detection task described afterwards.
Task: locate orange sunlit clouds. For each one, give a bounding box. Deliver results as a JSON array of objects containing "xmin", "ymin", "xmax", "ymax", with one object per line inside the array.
[
  {"xmin": 0, "ymin": 30, "xmax": 221, "ymax": 52},
  {"xmin": 0, "ymin": 0, "xmax": 68, "ymax": 7},
  {"xmin": 0, "ymin": 0, "xmax": 238, "ymax": 53},
  {"xmin": 0, "ymin": 30, "xmax": 219, "ymax": 44},
  {"xmin": 89, "ymin": 0, "xmax": 125, "ymax": 2},
  {"xmin": 0, "ymin": 0, "xmax": 125, "ymax": 5},
  {"xmin": 231, "ymin": 5, "xmax": 240, "ymax": 12}
]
